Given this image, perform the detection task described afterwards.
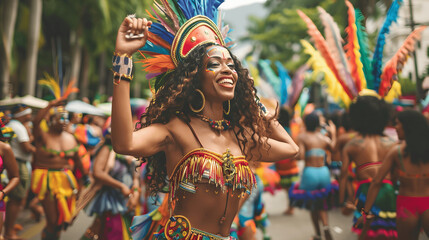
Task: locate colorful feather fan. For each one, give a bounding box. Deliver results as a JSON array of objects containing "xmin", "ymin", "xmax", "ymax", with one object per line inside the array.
[
  {"xmin": 297, "ymin": 10, "xmax": 354, "ymax": 99},
  {"xmin": 298, "ymin": 0, "xmax": 426, "ymax": 106},
  {"xmin": 379, "ymin": 26, "xmax": 427, "ymax": 96},
  {"xmin": 372, "ymin": 0, "xmax": 403, "ymax": 91}
]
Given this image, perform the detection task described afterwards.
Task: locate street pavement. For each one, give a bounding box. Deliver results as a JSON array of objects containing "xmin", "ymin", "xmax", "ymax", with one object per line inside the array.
[{"xmin": 16, "ymin": 189, "xmax": 429, "ymax": 239}]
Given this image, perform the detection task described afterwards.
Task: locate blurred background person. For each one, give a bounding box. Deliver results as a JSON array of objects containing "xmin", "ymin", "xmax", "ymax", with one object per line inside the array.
[
  {"xmin": 4, "ymin": 105, "xmax": 36, "ymax": 240},
  {"xmin": 339, "ymin": 95, "xmax": 397, "ymax": 240},
  {"xmin": 289, "ymin": 112, "xmax": 337, "ymax": 240},
  {"xmin": 358, "ymin": 110, "xmax": 429, "ymax": 240}
]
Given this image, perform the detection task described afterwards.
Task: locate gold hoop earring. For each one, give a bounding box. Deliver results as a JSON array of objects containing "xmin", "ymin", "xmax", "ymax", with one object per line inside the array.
[
  {"xmin": 223, "ymin": 100, "xmax": 231, "ymax": 115},
  {"xmin": 189, "ymin": 89, "xmax": 205, "ymax": 113}
]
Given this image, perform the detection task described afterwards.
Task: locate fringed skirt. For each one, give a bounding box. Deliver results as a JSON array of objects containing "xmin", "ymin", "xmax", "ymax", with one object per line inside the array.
[
  {"xmin": 352, "ymin": 179, "xmax": 397, "ymax": 239},
  {"xmin": 289, "ymin": 166, "xmax": 339, "ymax": 211},
  {"xmin": 31, "ymin": 168, "xmax": 78, "ymax": 227},
  {"xmin": 85, "ymin": 187, "xmax": 128, "ymax": 216}
]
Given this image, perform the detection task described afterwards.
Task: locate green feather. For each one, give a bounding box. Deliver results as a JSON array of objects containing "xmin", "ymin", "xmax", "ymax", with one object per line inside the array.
[
  {"xmin": 355, "ymin": 9, "xmax": 374, "ymax": 90},
  {"xmin": 167, "ymin": 0, "xmax": 187, "ymax": 25}
]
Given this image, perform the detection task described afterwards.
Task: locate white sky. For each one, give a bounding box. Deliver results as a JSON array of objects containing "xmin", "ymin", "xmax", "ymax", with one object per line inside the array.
[{"xmin": 219, "ymin": 0, "xmax": 267, "ymax": 10}]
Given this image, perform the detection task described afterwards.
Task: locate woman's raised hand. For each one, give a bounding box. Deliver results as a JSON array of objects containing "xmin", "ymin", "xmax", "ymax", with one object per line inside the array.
[{"xmin": 115, "ymin": 16, "xmax": 152, "ymax": 56}]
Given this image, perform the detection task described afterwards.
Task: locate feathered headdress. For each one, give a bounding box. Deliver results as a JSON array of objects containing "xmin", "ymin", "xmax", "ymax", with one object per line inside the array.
[
  {"xmin": 298, "ymin": 0, "xmax": 427, "ymax": 106},
  {"xmin": 136, "ymin": 0, "xmax": 233, "ymax": 94},
  {"xmin": 38, "ymin": 73, "xmax": 79, "ymax": 114}
]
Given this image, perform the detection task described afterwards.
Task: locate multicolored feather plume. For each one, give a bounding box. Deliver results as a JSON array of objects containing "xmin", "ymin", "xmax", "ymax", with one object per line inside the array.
[
  {"xmin": 344, "ymin": 0, "xmax": 366, "ymax": 92},
  {"xmin": 371, "ymin": 0, "xmax": 403, "ymax": 91},
  {"xmin": 317, "ymin": 7, "xmax": 357, "ymax": 96},
  {"xmin": 38, "ymin": 72, "xmax": 79, "ymax": 100},
  {"xmin": 378, "ymin": 26, "xmax": 427, "ymax": 96},
  {"xmin": 136, "ymin": 0, "xmax": 231, "ymax": 94},
  {"xmin": 297, "ymin": 10, "xmax": 354, "ymax": 99}
]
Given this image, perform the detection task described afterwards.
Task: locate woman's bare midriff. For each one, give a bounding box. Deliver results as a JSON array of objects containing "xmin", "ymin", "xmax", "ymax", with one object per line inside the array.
[
  {"xmin": 173, "ymin": 182, "xmax": 244, "ymax": 237},
  {"xmin": 305, "ymin": 156, "xmax": 326, "ymax": 168}
]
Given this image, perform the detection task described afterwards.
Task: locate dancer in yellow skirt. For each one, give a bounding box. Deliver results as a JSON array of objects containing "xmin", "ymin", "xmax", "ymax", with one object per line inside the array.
[{"xmin": 32, "ymin": 98, "xmax": 86, "ymax": 240}]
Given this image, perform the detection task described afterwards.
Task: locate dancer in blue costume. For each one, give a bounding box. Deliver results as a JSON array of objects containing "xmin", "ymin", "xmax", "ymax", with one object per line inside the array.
[
  {"xmin": 82, "ymin": 117, "xmax": 140, "ymax": 240},
  {"xmin": 289, "ymin": 112, "xmax": 337, "ymax": 240},
  {"xmin": 110, "ymin": 0, "xmax": 299, "ymax": 239}
]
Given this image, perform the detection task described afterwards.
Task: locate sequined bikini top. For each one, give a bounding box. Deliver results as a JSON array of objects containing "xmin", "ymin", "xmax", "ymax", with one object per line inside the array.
[{"xmin": 168, "ymin": 121, "xmax": 256, "ymax": 203}]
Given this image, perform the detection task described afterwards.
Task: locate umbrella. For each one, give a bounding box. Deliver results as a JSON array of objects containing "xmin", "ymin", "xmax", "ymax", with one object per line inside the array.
[
  {"xmin": 0, "ymin": 95, "xmax": 49, "ymax": 109},
  {"xmin": 97, "ymin": 102, "xmax": 112, "ymax": 116},
  {"xmin": 66, "ymin": 100, "xmax": 106, "ymax": 116}
]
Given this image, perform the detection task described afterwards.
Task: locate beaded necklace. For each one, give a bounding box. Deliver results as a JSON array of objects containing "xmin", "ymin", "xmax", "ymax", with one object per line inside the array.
[{"xmin": 196, "ymin": 114, "xmax": 231, "ymax": 131}]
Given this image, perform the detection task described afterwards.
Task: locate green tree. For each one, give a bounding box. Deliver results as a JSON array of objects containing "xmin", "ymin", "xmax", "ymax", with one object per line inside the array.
[{"xmin": 245, "ymin": 0, "xmax": 393, "ymax": 72}]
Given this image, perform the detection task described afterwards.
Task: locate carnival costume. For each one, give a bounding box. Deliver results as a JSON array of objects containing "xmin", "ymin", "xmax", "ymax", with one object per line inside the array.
[
  {"xmin": 235, "ymin": 174, "xmax": 270, "ymax": 240},
  {"xmin": 395, "ymin": 146, "xmax": 429, "ymax": 221},
  {"xmin": 289, "ymin": 148, "xmax": 339, "ymax": 210},
  {"xmin": 352, "ymin": 178, "xmax": 396, "ymax": 238},
  {"xmin": 31, "ymin": 167, "xmax": 78, "ymax": 228},
  {"xmin": 132, "ymin": 122, "xmax": 255, "ymax": 240},
  {"xmin": 82, "ymin": 149, "xmax": 135, "ymax": 240},
  {"xmin": 126, "ymin": 0, "xmax": 258, "ymax": 239},
  {"xmin": 297, "ymin": 0, "xmax": 427, "ymax": 238}
]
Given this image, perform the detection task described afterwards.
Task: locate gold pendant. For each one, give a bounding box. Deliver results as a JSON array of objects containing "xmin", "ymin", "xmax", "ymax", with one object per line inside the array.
[{"xmin": 222, "ymin": 149, "xmax": 236, "ymax": 183}]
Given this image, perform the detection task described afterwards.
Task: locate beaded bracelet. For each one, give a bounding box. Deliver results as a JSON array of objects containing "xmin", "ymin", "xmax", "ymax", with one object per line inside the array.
[{"xmin": 112, "ymin": 52, "xmax": 133, "ymax": 85}]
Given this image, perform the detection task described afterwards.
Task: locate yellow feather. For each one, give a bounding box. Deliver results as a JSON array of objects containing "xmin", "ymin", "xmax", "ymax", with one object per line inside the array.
[
  {"xmin": 383, "ymin": 81, "xmax": 401, "ymax": 103},
  {"xmin": 301, "ymin": 40, "xmax": 351, "ymax": 107}
]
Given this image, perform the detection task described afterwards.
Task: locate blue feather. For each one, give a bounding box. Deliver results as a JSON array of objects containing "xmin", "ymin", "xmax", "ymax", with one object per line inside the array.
[
  {"xmin": 258, "ymin": 59, "xmax": 281, "ymax": 98},
  {"xmin": 139, "ymin": 40, "xmax": 170, "ymax": 55},
  {"xmin": 149, "ymin": 23, "xmax": 174, "ymax": 44},
  {"xmin": 177, "ymin": 0, "xmax": 224, "ymax": 20},
  {"xmin": 372, "ymin": 0, "xmax": 403, "ymax": 91},
  {"xmin": 275, "ymin": 61, "xmax": 292, "ymax": 106}
]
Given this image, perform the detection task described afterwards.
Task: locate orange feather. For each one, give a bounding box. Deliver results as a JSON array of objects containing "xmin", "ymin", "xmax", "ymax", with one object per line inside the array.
[
  {"xmin": 379, "ymin": 26, "xmax": 426, "ymax": 96},
  {"xmin": 297, "ymin": 10, "xmax": 354, "ymax": 99},
  {"xmin": 137, "ymin": 54, "xmax": 175, "ymax": 73}
]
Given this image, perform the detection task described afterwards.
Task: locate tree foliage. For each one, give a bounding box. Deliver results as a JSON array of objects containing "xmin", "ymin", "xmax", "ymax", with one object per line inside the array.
[{"xmin": 245, "ymin": 0, "xmax": 393, "ymax": 72}]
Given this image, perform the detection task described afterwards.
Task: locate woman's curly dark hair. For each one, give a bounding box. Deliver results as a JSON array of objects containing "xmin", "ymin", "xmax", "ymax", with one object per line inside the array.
[
  {"xmin": 397, "ymin": 110, "xmax": 429, "ymax": 165},
  {"xmin": 135, "ymin": 43, "xmax": 272, "ymax": 195}
]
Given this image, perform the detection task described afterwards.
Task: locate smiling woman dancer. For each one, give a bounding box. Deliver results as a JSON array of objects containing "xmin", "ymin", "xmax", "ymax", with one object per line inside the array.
[
  {"xmin": 357, "ymin": 110, "xmax": 429, "ymax": 240},
  {"xmin": 110, "ymin": 1, "xmax": 299, "ymax": 239}
]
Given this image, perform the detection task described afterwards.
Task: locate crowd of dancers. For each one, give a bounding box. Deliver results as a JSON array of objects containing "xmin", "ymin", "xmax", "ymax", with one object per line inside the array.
[
  {"xmin": 0, "ymin": 0, "xmax": 428, "ymax": 239},
  {"xmin": 0, "ymin": 93, "xmax": 428, "ymax": 240}
]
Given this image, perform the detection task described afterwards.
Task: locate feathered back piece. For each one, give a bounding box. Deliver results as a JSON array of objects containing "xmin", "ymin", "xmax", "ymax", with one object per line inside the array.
[
  {"xmin": 137, "ymin": 0, "xmax": 233, "ymax": 93},
  {"xmin": 38, "ymin": 72, "xmax": 79, "ymax": 101},
  {"xmin": 298, "ymin": 0, "xmax": 426, "ymax": 106}
]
